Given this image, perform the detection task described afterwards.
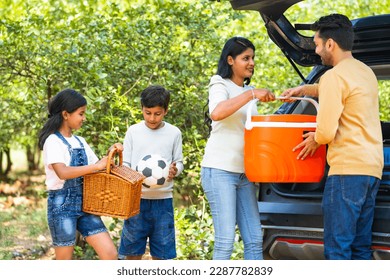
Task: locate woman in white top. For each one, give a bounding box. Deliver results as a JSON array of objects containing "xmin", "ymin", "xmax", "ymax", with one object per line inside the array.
[{"xmin": 201, "ymin": 37, "xmax": 275, "ymax": 260}]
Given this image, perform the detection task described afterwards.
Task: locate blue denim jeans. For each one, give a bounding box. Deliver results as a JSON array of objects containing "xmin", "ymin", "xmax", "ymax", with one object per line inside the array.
[
  {"xmin": 322, "ymin": 175, "xmax": 380, "ymax": 260},
  {"xmin": 201, "ymin": 167, "xmax": 263, "ymax": 260},
  {"xmin": 119, "ymin": 198, "xmax": 176, "ymax": 260},
  {"xmin": 47, "ymin": 184, "xmax": 107, "ymax": 246}
]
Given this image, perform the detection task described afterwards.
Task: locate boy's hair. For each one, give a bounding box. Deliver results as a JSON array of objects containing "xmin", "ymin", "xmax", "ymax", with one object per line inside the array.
[
  {"xmin": 217, "ymin": 36, "xmax": 255, "ymax": 86},
  {"xmin": 38, "ymin": 89, "xmax": 86, "ymax": 150},
  {"xmin": 140, "ymin": 85, "xmax": 170, "ymax": 110},
  {"xmin": 311, "ymin": 13, "xmax": 354, "ymax": 51}
]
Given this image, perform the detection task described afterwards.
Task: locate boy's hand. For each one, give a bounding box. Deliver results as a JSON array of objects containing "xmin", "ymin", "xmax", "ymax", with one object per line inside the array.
[
  {"xmin": 111, "ymin": 143, "xmax": 124, "ymax": 152},
  {"xmin": 107, "ymin": 143, "xmax": 124, "ymax": 155},
  {"xmin": 167, "ymin": 162, "xmax": 177, "ymax": 182}
]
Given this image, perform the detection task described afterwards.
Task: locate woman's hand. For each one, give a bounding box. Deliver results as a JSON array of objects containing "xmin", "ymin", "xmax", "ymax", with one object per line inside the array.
[{"xmin": 253, "ymin": 88, "xmax": 275, "ymax": 102}]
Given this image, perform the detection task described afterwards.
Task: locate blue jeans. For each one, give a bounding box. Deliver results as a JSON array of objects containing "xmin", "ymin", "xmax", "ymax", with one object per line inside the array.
[
  {"xmin": 119, "ymin": 198, "xmax": 176, "ymax": 260},
  {"xmin": 322, "ymin": 175, "xmax": 380, "ymax": 260},
  {"xmin": 201, "ymin": 167, "xmax": 263, "ymax": 260},
  {"xmin": 47, "ymin": 184, "xmax": 107, "ymax": 246}
]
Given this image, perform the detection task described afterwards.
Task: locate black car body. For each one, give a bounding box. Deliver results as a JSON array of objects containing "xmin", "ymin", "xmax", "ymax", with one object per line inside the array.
[{"xmin": 227, "ymin": 0, "xmax": 390, "ymax": 259}]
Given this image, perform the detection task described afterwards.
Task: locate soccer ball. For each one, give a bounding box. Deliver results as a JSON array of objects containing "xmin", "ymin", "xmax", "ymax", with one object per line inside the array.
[{"xmin": 136, "ymin": 154, "xmax": 169, "ymax": 188}]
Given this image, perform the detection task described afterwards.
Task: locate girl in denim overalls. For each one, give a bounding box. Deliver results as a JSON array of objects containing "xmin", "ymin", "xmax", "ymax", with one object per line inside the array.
[{"xmin": 38, "ymin": 89, "xmax": 123, "ymax": 260}]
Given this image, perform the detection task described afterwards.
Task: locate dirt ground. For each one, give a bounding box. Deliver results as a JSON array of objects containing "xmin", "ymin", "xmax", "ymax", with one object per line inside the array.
[{"xmin": 1, "ymin": 170, "xmax": 157, "ymax": 260}]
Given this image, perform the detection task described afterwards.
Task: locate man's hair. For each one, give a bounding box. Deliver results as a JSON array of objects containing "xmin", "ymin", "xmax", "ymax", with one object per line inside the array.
[
  {"xmin": 140, "ymin": 85, "xmax": 170, "ymax": 110},
  {"xmin": 311, "ymin": 13, "xmax": 354, "ymax": 51}
]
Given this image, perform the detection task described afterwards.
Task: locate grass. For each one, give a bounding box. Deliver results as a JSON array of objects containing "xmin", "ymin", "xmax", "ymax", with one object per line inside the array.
[
  {"xmin": 0, "ymin": 172, "xmax": 128, "ymax": 260},
  {"xmin": 0, "ymin": 164, "xmax": 53, "ymax": 260},
  {"xmin": 0, "ymin": 173, "xmax": 118, "ymax": 260},
  {"xmin": 0, "ymin": 201, "xmax": 51, "ymax": 260}
]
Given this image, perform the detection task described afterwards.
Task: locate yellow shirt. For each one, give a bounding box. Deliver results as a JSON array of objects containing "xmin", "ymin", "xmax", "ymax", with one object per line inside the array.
[{"xmin": 315, "ymin": 58, "xmax": 383, "ymax": 178}]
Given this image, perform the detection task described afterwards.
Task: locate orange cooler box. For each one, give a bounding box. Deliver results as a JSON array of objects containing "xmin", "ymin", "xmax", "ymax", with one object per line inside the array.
[{"xmin": 244, "ymin": 98, "xmax": 326, "ymax": 183}]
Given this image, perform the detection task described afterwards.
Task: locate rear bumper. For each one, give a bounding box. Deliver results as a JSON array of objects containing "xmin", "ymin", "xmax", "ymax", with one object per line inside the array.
[{"xmin": 262, "ymin": 225, "xmax": 390, "ymax": 260}]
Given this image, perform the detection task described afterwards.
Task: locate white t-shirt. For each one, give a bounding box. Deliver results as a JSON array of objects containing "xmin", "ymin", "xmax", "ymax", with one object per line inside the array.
[
  {"xmin": 123, "ymin": 121, "xmax": 184, "ymax": 199},
  {"xmin": 43, "ymin": 134, "xmax": 98, "ymax": 190},
  {"xmin": 201, "ymin": 75, "xmax": 257, "ymax": 173}
]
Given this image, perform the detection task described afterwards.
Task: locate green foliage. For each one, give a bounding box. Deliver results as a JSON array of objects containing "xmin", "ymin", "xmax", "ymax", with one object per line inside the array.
[
  {"xmin": 1, "ymin": 0, "xmax": 389, "ymax": 259},
  {"xmin": 175, "ymin": 202, "xmax": 214, "ymax": 260},
  {"xmin": 73, "ymin": 244, "xmax": 99, "ymax": 260},
  {"xmin": 379, "ymin": 81, "xmax": 390, "ymax": 121},
  {"xmin": 175, "ymin": 200, "xmax": 245, "ymax": 260}
]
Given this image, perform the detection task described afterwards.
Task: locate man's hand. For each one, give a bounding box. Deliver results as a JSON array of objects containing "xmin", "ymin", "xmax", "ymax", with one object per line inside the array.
[
  {"xmin": 280, "ymin": 85, "xmax": 305, "ymax": 101},
  {"xmin": 293, "ymin": 132, "xmax": 321, "ymax": 160}
]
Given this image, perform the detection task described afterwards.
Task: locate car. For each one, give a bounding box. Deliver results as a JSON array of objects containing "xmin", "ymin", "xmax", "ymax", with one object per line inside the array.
[{"xmin": 227, "ymin": 0, "xmax": 390, "ymax": 259}]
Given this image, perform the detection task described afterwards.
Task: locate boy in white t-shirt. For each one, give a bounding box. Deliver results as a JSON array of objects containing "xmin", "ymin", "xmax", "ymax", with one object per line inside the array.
[{"xmin": 119, "ymin": 85, "xmax": 184, "ymax": 260}]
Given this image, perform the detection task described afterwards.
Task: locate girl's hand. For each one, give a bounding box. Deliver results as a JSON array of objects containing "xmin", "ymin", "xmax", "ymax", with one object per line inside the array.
[
  {"xmin": 167, "ymin": 162, "xmax": 178, "ymax": 182},
  {"xmin": 95, "ymin": 156, "xmax": 108, "ymax": 170}
]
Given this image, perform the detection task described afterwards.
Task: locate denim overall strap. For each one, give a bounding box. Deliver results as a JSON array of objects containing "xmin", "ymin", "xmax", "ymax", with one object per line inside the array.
[
  {"xmin": 54, "ymin": 131, "xmax": 88, "ymax": 188},
  {"xmin": 54, "ymin": 131, "xmax": 85, "ymax": 155}
]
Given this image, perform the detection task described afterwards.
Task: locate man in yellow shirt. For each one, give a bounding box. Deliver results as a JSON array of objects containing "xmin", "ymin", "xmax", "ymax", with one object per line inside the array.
[{"xmin": 282, "ymin": 13, "xmax": 383, "ymax": 259}]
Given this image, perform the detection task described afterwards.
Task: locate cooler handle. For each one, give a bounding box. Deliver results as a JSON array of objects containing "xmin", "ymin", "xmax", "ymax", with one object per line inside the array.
[{"xmin": 245, "ymin": 97, "xmax": 320, "ymax": 130}]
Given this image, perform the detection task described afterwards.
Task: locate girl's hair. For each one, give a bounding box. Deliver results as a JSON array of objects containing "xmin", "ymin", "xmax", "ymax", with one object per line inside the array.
[
  {"xmin": 204, "ymin": 37, "xmax": 255, "ymax": 137},
  {"xmin": 38, "ymin": 89, "xmax": 87, "ymax": 150}
]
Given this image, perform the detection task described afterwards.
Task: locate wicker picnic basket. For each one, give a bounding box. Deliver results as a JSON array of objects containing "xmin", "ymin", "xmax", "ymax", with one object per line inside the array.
[{"xmin": 83, "ymin": 148, "xmax": 145, "ymax": 219}]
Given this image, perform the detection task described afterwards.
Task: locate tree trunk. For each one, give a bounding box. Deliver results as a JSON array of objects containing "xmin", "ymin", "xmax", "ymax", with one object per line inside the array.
[
  {"xmin": 0, "ymin": 148, "xmax": 12, "ymax": 180},
  {"xmin": 26, "ymin": 145, "xmax": 40, "ymax": 172}
]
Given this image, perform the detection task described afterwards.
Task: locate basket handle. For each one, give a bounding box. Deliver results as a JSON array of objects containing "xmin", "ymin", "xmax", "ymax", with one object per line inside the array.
[
  {"xmin": 106, "ymin": 148, "xmax": 123, "ymax": 174},
  {"xmin": 245, "ymin": 97, "xmax": 319, "ymax": 130}
]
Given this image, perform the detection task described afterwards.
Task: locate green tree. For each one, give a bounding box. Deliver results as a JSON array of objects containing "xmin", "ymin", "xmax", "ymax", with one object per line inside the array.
[{"xmin": 0, "ymin": 0, "xmax": 389, "ymax": 259}]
